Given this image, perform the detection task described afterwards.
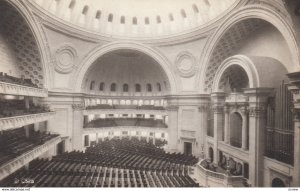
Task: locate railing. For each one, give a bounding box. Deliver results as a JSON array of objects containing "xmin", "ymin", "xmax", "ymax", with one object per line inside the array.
[
  {"xmin": 0, "ymin": 81, "xmax": 48, "ymax": 97},
  {"xmin": 0, "ymin": 112, "xmax": 55, "ymax": 131},
  {"xmin": 195, "ymin": 160, "xmax": 246, "ymax": 187},
  {"xmin": 0, "ymin": 135, "xmax": 61, "ymax": 180}
]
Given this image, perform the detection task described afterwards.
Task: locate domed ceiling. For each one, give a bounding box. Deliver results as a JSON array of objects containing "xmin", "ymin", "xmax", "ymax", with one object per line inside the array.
[
  {"xmin": 33, "ymin": 0, "xmax": 238, "ymax": 38},
  {"xmin": 82, "ymin": 50, "xmax": 170, "ymax": 94}
]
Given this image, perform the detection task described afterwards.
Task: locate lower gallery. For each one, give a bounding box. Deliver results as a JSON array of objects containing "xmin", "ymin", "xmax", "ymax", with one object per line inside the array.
[{"xmin": 0, "ymin": 0, "xmax": 300, "ymax": 188}]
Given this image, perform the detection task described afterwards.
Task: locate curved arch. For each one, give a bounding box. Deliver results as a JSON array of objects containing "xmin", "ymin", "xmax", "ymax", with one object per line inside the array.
[
  {"xmin": 6, "ymin": 1, "xmax": 52, "ymax": 89},
  {"xmin": 73, "ymin": 42, "xmax": 178, "ymax": 94},
  {"xmin": 212, "ymin": 55, "xmax": 259, "ymax": 92},
  {"xmin": 198, "ymin": 5, "xmax": 299, "ymax": 93},
  {"xmin": 272, "ymin": 178, "xmax": 285, "ymax": 187}
]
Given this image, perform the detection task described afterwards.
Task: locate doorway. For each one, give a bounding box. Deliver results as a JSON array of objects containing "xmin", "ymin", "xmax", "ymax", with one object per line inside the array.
[{"xmin": 184, "ymin": 142, "xmax": 192, "ymax": 155}]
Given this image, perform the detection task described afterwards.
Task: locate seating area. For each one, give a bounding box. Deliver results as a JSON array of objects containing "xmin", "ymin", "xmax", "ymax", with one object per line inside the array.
[
  {"xmin": 0, "ymin": 72, "xmax": 39, "ymax": 88},
  {"xmin": 0, "ymin": 127, "xmax": 59, "ymax": 166},
  {"xmin": 0, "ymin": 99, "xmax": 50, "ymax": 118},
  {"xmin": 84, "ymin": 118, "xmax": 167, "ymax": 128},
  {"xmin": 86, "ymin": 104, "xmax": 165, "ymax": 110},
  {"xmin": 0, "ymin": 138, "xmax": 199, "ymax": 187}
]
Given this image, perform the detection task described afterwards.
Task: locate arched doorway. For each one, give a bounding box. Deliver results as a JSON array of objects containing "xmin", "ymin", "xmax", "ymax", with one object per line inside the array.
[{"xmin": 272, "ymin": 178, "xmax": 285, "ymax": 187}]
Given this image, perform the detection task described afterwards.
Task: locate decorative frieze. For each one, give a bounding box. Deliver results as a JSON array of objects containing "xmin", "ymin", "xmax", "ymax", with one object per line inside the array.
[
  {"xmin": 0, "ymin": 112, "xmax": 55, "ymax": 131},
  {"xmin": 0, "ymin": 82, "xmax": 48, "ymax": 97},
  {"xmin": 0, "ymin": 135, "xmax": 61, "ymax": 180}
]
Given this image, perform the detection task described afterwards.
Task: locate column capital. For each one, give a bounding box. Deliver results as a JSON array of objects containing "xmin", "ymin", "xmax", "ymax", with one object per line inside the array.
[
  {"xmin": 240, "ymin": 106, "xmax": 249, "ymax": 115},
  {"xmin": 212, "ymin": 105, "xmax": 224, "ymax": 114},
  {"xmin": 72, "ymin": 103, "xmax": 85, "ymax": 111},
  {"xmin": 249, "ymin": 106, "xmax": 266, "ymax": 118}
]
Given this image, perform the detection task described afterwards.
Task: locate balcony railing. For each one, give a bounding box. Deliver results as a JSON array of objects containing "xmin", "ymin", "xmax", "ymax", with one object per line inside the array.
[
  {"xmin": 196, "ymin": 160, "xmax": 246, "ymax": 187},
  {"xmin": 0, "ymin": 135, "xmax": 61, "ymax": 180},
  {"xmin": 0, "ymin": 112, "xmax": 55, "ymax": 131},
  {"xmin": 0, "ymin": 81, "xmax": 48, "ymax": 97}
]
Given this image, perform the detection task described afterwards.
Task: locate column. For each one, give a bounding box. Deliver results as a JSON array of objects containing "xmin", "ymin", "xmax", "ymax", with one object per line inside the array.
[
  {"xmin": 211, "ymin": 92, "xmax": 225, "ymax": 164},
  {"xmin": 293, "ymin": 112, "xmax": 300, "ymax": 187},
  {"xmin": 96, "ymin": 133, "xmax": 99, "ymax": 143},
  {"xmin": 72, "ymin": 103, "xmax": 84, "ymax": 151},
  {"xmin": 224, "ymin": 105, "xmax": 230, "ymax": 144},
  {"xmin": 241, "ymin": 106, "xmax": 248, "ymax": 150},
  {"xmin": 198, "ymin": 103, "xmax": 209, "ymax": 159},
  {"xmin": 166, "ymin": 105, "xmax": 179, "ymax": 153},
  {"xmin": 24, "ymin": 96, "xmax": 30, "ymax": 110},
  {"xmin": 244, "ymin": 88, "xmax": 272, "ymax": 187},
  {"xmin": 286, "ymin": 72, "xmax": 300, "ymax": 187}
]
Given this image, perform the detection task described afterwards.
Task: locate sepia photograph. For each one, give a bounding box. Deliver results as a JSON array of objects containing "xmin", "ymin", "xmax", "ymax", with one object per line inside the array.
[{"xmin": 0, "ymin": 0, "xmax": 299, "ymax": 189}]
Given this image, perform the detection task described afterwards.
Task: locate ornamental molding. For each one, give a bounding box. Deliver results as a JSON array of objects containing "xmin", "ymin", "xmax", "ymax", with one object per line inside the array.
[
  {"xmin": 0, "ymin": 81, "xmax": 48, "ymax": 98},
  {"xmin": 54, "ymin": 44, "xmax": 78, "ymax": 74},
  {"xmin": 72, "ymin": 104, "xmax": 85, "ymax": 111},
  {"xmin": 175, "ymin": 51, "xmax": 197, "ymax": 78}
]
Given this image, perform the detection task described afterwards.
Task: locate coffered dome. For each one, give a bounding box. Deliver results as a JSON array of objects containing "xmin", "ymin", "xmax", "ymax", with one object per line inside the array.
[{"xmin": 33, "ymin": 0, "xmax": 238, "ymax": 38}]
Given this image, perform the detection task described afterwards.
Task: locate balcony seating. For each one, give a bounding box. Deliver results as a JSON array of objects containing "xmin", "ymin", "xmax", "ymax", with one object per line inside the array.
[
  {"xmin": 1, "ymin": 138, "xmax": 199, "ymax": 187},
  {"xmin": 0, "ymin": 72, "xmax": 39, "ymax": 88},
  {"xmin": 85, "ymin": 104, "xmax": 165, "ymax": 111},
  {"xmin": 85, "ymin": 118, "xmax": 167, "ymax": 128},
  {"xmin": 0, "ymin": 127, "xmax": 59, "ymax": 166},
  {"xmin": 0, "ymin": 100, "xmax": 50, "ymax": 118}
]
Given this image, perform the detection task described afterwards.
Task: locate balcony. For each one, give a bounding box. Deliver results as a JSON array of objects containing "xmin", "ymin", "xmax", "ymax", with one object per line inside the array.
[
  {"xmin": 0, "ymin": 112, "xmax": 55, "ymax": 131},
  {"xmin": 0, "ymin": 81, "xmax": 48, "ymax": 97},
  {"xmin": 193, "ymin": 160, "xmax": 247, "ymax": 187},
  {"xmin": 0, "ymin": 135, "xmax": 61, "ymax": 180}
]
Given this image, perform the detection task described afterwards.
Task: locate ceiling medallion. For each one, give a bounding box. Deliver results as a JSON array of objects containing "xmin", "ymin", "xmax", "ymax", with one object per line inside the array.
[
  {"xmin": 54, "ymin": 44, "xmax": 78, "ymax": 74},
  {"xmin": 175, "ymin": 51, "xmax": 196, "ymax": 78}
]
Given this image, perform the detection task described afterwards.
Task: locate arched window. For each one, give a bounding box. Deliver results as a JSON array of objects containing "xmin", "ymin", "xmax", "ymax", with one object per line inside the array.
[
  {"xmin": 90, "ymin": 81, "xmax": 95, "ymax": 90},
  {"xmin": 147, "ymin": 83, "xmax": 152, "ymax": 92},
  {"xmin": 230, "ymin": 112, "xmax": 243, "ymax": 148},
  {"xmin": 108, "ymin": 13, "xmax": 113, "ymax": 22},
  {"xmin": 99, "ymin": 82, "xmax": 105, "ymax": 91},
  {"xmin": 145, "ymin": 17, "xmax": 149, "ymax": 25},
  {"xmin": 69, "ymin": 0, "xmax": 76, "ymax": 9},
  {"xmin": 95, "ymin": 10, "xmax": 101, "ymax": 19},
  {"xmin": 156, "ymin": 16, "xmax": 161, "ymax": 23},
  {"xmin": 135, "ymin": 84, "xmax": 141, "ymax": 92},
  {"xmin": 272, "ymin": 178, "xmax": 286, "ymax": 187},
  {"xmin": 192, "ymin": 4, "xmax": 199, "ymax": 13},
  {"xmin": 169, "ymin": 13, "xmax": 174, "ymax": 21},
  {"xmin": 133, "ymin": 17, "xmax": 137, "ymax": 25},
  {"xmin": 82, "ymin": 5, "xmax": 88, "ymax": 15},
  {"xmin": 181, "ymin": 9, "xmax": 187, "ymax": 18},
  {"xmin": 157, "ymin": 83, "xmax": 161, "ymax": 92},
  {"xmin": 123, "ymin": 84, "xmax": 129, "ymax": 92},
  {"xmin": 120, "ymin": 16, "xmax": 125, "ymax": 24},
  {"xmin": 110, "ymin": 83, "xmax": 116, "ymax": 92}
]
